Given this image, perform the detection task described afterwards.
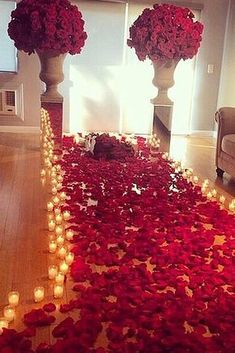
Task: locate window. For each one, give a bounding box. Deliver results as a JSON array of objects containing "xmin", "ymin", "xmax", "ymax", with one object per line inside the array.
[{"xmin": 0, "ymin": 0, "xmax": 17, "ymax": 72}]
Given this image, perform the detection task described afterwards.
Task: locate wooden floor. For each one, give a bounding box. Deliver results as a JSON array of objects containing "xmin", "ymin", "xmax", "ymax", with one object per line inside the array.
[{"xmin": 0, "ymin": 132, "xmax": 234, "ymax": 345}]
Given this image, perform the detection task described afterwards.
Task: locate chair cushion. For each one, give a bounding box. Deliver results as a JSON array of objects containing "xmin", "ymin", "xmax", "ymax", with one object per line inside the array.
[{"xmin": 221, "ymin": 134, "xmax": 235, "ymax": 157}]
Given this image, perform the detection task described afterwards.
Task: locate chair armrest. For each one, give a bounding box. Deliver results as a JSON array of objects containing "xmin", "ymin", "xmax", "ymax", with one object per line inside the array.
[
  {"xmin": 215, "ymin": 107, "xmax": 235, "ymax": 165},
  {"xmin": 215, "ymin": 107, "xmax": 235, "ymax": 136}
]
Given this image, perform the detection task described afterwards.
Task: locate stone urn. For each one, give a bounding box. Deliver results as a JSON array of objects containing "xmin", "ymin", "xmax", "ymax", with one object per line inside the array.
[
  {"xmin": 151, "ymin": 59, "xmax": 179, "ymax": 106},
  {"xmin": 37, "ymin": 49, "xmax": 66, "ymax": 102}
]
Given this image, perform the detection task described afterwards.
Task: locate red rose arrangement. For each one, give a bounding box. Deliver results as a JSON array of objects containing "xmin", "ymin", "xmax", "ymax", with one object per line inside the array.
[
  {"xmin": 85, "ymin": 133, "xmax": 135, "ymax": 160},
  {"xmin": 8, "ymin": 0, "xmax": 87, "ymax": 55},
  {"xmin": 127, "ymin": 3, "xmax": 203, "ymax": 61}
]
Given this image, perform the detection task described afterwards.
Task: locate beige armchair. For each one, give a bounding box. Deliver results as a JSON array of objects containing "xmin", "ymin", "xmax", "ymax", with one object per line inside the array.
[{"xmin": 215, "ymin": 107, "xmax": 235, "ymax": 177}]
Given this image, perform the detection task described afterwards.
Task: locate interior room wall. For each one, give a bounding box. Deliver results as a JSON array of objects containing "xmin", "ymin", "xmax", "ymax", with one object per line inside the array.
[
  {"xmin": 217, "ymin": 0, "xmax": 235, "ymax": 109},
  {"xmin": 0, "ymin": 50, "xmax": 41, "ymax": 128},
  {"xmin": 0, "ymin": 0, "xmax": 232, "ymax": 134}
]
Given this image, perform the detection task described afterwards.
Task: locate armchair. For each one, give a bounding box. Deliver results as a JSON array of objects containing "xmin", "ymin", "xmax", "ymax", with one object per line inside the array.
[{"xmin": 215, "ymin": 107, "xmax": 235, "ymax": 177}]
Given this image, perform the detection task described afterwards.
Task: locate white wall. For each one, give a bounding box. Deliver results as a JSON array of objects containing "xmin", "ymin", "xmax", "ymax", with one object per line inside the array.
[
  {"xmin": 0, "ymin": 51, "xmax": 41, "ymax": 126},
  {"xmin": 0, "ymin": 0, "xmax": 232, "ymax": 133},
  {"xmin": 217, "ymin": 0, "xmax": 235, "ymax": 109}
]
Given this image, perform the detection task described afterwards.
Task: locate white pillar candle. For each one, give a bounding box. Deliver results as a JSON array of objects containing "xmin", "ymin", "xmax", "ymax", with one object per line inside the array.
[
  {"xmin": 65, "ymin": 230, "xmax": 74, "ymax": 241},
  {"xmin": 50, "ymin": 171, "xmax": 57, "ymax": 178},
  {"xmin": 49, "ymin": 240, "xmax": 57, "ymax": 253},
  {"xmin": 229, "ymin": 202, "xmax": 235, "ymax": 212},
  {"xmin": 57, "ymin": 175, "xmax": 63, "ymax": 183},
  {"xmin": 55, "ymin": 272, "xmax": 65, "ymax": 285},
  {"xmin": 65, "ymin": 252, "xmax": 74, "ymax": 265},
  {"xmin": 54, "ymin": 208, "xmax": 61, "ymax": 216},
  {"xmin": 48, "ymin": 265, "xmax": 58, "ymax": 280},
  {"xmin": 34, "ymin": 287, "xmax": 45, "ymax": 303},
  {"xmin": 59, "ymin": 261, "xmax": 69, "ymax": 275},
  {"xmin": 55, "ymin": 226, "xmax": 63, "ymax": 236},
  {"xmin": 60, "ymin": 192, "xmax": 67, "ymax": 201},
  {"xmin": 56, "ymin": 183, "xmax": 63, "ymax": 190},
  {"xmin": 219, "ymin": 195, "xmax": 225, "ymax": 204},
  {"xmin": 48, "ymin": 220, "xmax": 56, "ymax": 232},
  {"xmin": 57, "ymin": 246, "xmax": 67, "ymax": 259},
  {"xmin": 47, "ymin": 202, "xmax": 54, "ymax": 212},
  {"xmin": 52, "ymin": 196, "xmax": 60, "ymax": 205},
  {"xmin": 56, "ymin": 236, "xmax": 65, "ymax": 246},
  {"xmin": 51, "ymin": 178, "xmax": 58, "ymax": 186},
  {"xmin": 56, "ymin": 165, "xmax": 62, "ymax": 172},
  {"xmin": 212, "ymin": 189, "xmax": 217, "ymax": 197},
  {"xmin": 0, "ymin": 318, "xmax": 9, "ymax": 334},
  {"xmin": 53, "ymin": 284, "xmax": 64, "ymax": 299},
  {"xmin": 40, "ymin": 169, "xmax": 46, "ymax": 177},
  {"xmin": 8, "ymin": 291, "xmax": 19, "ymax": 307},
  {"xmin": 3, "ymin": 306, "xmax": 15, "ymax": 322},
  {"xmin": 51, "ymin": 187, "xmax": 58, "ymax": 195},
  {"xmin": 63, "ymin": 211, "xmax": 71, "ymax": 221},
  {"xmin": 55, "ymin": 214, "xmax": 63, "ymax": 225}
]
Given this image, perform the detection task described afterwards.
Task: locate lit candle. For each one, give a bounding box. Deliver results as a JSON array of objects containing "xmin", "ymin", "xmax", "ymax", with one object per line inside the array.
[
  {"xmin": 40, "ymin": 169, "xmax": 46, "ymax": 177},
  {"xmin": 193, "ymin": 176, "xmax": 199, "ymax": 184},
  {"xmin": 63, "ymin": 211, "xmax": 71, "ymax": 221},
  {"xmin": 59, "ymin": 261, "xmax": 69, "ymax": 275},
  {"xmin": 60, "ymin": 192, "xmax": 67, "ymax": 201},
  {"xmin": 49, "ymin": 241, "xmax": 57, "ymax": 253},
  {"xmin": 48, "ymin": 220, "xmax": 56, "ymax": 232},
  {"xmin": 48, "ymin": 265, "xmax": 58, "ymax": 280},
  {"xmin": 56, "ymin": 183, "xmax": 63, "ymax": 190},
  {"xmin": 229, "ymin": 202, "xmax": 235, "ymax": 212},
  {"xmin": 55, "ymin": 214, "xmax": 63, "ymax": 225},
  {"xmin": 0, "ymin": 318, "xmax": 9, "ymax": 334},
  {"xmin": 56, "ymin": 165, "xmax": 62, "ymax": 172},
  {"xmin": 65, "ymin": 252, "xmax": 74, "ymax": 265},
  {"xmin": 47, "ymin": 202, "xmax": 54, "ymax": 212},
  {"xmin": 211, "ymin": 189, "xmax": 217, "ymax": 197},
  {"xmin": 219, "ymin": 195, "xmax": 225, "ymax": 204},
  {"xmin": 3, "ymin": 306, "xmax": 15, "ymax": 322},
  {"xmin": 8, "ymin": 291, "xmax": 19, "ymax": 307},
  {"xmin": 54, "ymin": 208, "xmax": 61, "ymax": 216},
  {"xmin": 65, "ymin": 229, "xmax": 74, "ymax": 241},
  {"xmin": 203, "ymin": 179, "xmax": 209, "ymax": 187},
  {"xmin": 52, "ymin": 196, "xmax": 60, "ymax": 205},
  {"xmin": 56, "ymin": 236, "xmax": 65, "ymax": 246},
  {"xmin": 53, "ymin": 284, "xmax": 64, "ymax": 299},
  {"xmin": 57, "ymin": 175, "xmax": 63, "ymax": 183},
  {"xmin": 34, "ymin": 287, "xmax": 45, "ymax": 303},
  {"xmin": 51, "ymin": 187, "xmax": 58, "ymax": 195},
  {"xmin": 201, "ymin": 187, "xmax": 207, "ymax": 194},
  {"xmin": 57, "ymin": 246, "xmax": 67, "ymax": 259},
  {"xmin": 51, "ymin": 172, "xmax": 57, "ymax": 178},
  {"xmin": 207, "ymin": 192, "xmax": 212, "ymax": 200},
  {"xmin": 51, "ymin": 178, "xmax": 57, "ymax": 186},
  {"xmin": 55, "ymin": 272, "xmax": 65, "ymax": 285},
  {"xmin": 55, "ymin": 226, "xmax": 63, "ymax": 236}
]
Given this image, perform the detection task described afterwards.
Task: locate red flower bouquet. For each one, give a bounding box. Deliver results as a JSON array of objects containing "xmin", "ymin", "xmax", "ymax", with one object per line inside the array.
[
  {"xmin": 127, "ymin": 3, "xmax": 203, "ymax": 61},
  {"xmin": 85, "ymin": 133, "xmax": 135, "ymax": 160},
  {"xmin": 8, "ymin": 0, "xmax": 87, "ymax": 55}
]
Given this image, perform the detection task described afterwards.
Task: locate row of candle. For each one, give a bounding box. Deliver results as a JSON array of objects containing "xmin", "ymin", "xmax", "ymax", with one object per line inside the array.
[
  {"xmin": 149, "ymin": 134, "xmax": 160, "ymax": 150},
  {"xmin": 168, "ymin": 155, "xmax": 235, "ymax": 213},
  {"xmin": 40, "ymin": 109, "xmax": 76, "ymax": 303}
]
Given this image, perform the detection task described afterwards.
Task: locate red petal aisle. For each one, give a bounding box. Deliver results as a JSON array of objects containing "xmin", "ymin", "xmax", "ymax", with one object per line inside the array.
[
  {"xmin": 54, "ymin": 135, "xmax": 235, "ymax": 353},
  {"xmin": 1, "ymin": 109, "xmax": 235, "ymax": 353}
]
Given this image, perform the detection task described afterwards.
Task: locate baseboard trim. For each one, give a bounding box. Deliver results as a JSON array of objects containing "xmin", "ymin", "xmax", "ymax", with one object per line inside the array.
[
  {"xmin": 0, "ymin": 126, "xmax": 40, "ymax": 133},
  {"xmin": 190, "ymin": 130, "xmax": 217, "ymax": 138}
]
